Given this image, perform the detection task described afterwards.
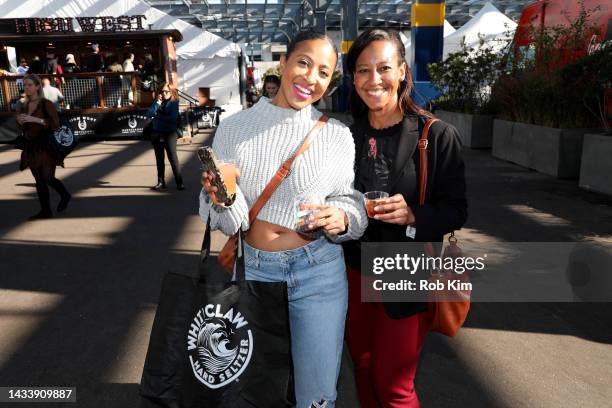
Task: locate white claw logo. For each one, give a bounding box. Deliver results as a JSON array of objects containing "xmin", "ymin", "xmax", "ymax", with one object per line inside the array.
[
  {"xmin": 55, "ymin": 126, "xmax": 74, "ymax": 147},
  {"xmin": 187, "ymin": 304, "xmax": 253, "ymax": 389}
]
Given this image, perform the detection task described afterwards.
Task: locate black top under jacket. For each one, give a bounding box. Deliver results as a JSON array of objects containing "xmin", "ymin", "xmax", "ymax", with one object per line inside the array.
[{"xmin": 343, "ymin": 114, "xmax": 468, "ymax": 319}]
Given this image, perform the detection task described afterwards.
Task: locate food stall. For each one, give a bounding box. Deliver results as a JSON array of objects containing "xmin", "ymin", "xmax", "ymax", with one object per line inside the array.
[{"xmin": 0, "ymin": 16, "xmax": 182, "ymax": 142}]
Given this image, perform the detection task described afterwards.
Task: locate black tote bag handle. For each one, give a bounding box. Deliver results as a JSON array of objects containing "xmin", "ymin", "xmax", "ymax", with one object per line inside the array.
[
  {"xmin": 199, "ymin": 216, "xmax": 246, "ymax": 283},
  {"xmin": 199, "ymin": 217, "xmax": 212, "ymax": 269}
]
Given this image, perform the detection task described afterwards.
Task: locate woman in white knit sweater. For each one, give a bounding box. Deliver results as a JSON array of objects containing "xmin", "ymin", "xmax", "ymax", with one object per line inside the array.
[{"xmin": 199, "ymin": 31, "xmax": 367, "ymax": 408}]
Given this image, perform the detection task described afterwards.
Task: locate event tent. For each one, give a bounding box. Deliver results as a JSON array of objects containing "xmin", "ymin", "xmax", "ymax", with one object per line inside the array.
[
  {"xmin": 2, "ymin": 0, "xmax": 242, "ymax": 107},
  {"xmin": 443, "ymin": 2, "xmax": 517, "ymax": 58}
]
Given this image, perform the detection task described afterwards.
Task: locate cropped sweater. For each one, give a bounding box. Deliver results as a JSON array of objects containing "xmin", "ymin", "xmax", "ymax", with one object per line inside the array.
[{"xmin": 199, "ymin": 98, "xmax": 368, "ymax": 242}]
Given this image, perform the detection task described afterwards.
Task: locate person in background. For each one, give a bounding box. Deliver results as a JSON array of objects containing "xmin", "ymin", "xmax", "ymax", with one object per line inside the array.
[
  {"xmin": 44, "ymin": 52, "xmax": 62, "ymax": 75},
  {"xmin": 41, "ymin": 77, "xmax": 64, "ymax": 109},
  {"xmin": 122, "ymin": 53, "xmax": 135, "ymax": 72},
  {"xmin": 62, "ymin": 54, "xmax": 80, "ymax": 73},
  {"xmin": 44, "ymin": 51, "xmax": 64, "ymax": 86},
  {"xmin": 245, "ymin": 82, "xmax": 258, "ymax": 107},
  {"xmin": 141, "ymin": 53, "xmax": 157, "ymax": 91},
  {"xmin": 122, "ymin": 53, "xmax": 136, "ymax": 105},
  {"xmin": 262, "ymin": 74, "xmax": 281, "ymax": 99},
  {"xmin": 28, "ymin": 56, "xmax": 44, "ymax": 75},
  {"xmin": 107, "ymin": 58, "xmax": 122, "ymax": 73},
  {"xmin": 16, "ymin": 59, "xmax": 29, "ymax": 90},
  {"xmin": 86, "ymin": 44, "xmax": 104, "ymax": 107},
  {"xmin": 148, "ymin": 82, "xmax": 184, "ymax": 191},
  {"xmin": 16, "ymin": 74, "xmax": 71, "ymax": 220},
  {"xmin": 86, "ymin": 44, "xmax": 104, "ymax": 72},
  {"xmin": 17, "ymin": 59, "xmax": 30, "ymax": 76},
  {"xmin": 61, "ymin": 54, "xmax": 79, "ymax": 109},
  {"xmin": 106, "ymin": 59, "xmax": 124, "ymax": 107},
  {"xmin": 343, "ymin": 28, "xmax": 467, "ymax": 408}
]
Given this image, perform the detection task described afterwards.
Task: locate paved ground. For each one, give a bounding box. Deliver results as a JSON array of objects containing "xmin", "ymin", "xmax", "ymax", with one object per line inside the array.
[{"xmin": 0, "ymin": 124, "xmax": 611, "ymax": 408}]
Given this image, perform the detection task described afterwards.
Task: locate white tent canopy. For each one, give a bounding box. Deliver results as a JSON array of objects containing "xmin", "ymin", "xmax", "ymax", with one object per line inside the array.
[
  {"xmin": 443, "ymin": 19, "xmax": 457, "ymax": 37},
  {"xmin": 443, "ymin": 2, "xmax": 517, "ymax": 58},
  {"xmin": 2, "ymin": 0, "xmax": 242, "ymax": 105}
]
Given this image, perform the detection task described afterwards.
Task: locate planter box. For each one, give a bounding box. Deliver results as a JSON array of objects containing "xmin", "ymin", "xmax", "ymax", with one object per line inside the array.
[
  {"xmin": 579, "ymin": 133, "xmax": 612, "ymax": 196},
  {"xmin": 492, "ymin": 119, "xmax": 592, "ymax": 179},
  {"xmin": 436, "ymin": 110, "xmax": 494, "ymax": 148}
]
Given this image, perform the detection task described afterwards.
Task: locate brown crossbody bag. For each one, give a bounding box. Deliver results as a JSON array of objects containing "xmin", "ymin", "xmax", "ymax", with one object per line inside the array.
[
  {"xmin": 217, "ymin": 115, "xmax": 329, "ymax": 273},
  {"xmin": 419, "ymin": 118, "xmax": 471, "ymax": 337}
]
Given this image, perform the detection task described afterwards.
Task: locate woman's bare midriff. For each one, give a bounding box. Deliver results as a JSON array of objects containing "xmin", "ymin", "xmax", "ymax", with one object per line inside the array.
[{"xmin": 244, "ymin": 219, "xmax": 316, "ymax": 252}]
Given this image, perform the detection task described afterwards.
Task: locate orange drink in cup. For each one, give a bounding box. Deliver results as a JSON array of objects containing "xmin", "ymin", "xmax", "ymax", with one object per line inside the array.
[
  {"xmin": 217, "ymin": 160, "xmax": 237, "ymax": 196},
  {"xmin": 364, "ymin": 191, "xmax": 389, "ymax": 218}
]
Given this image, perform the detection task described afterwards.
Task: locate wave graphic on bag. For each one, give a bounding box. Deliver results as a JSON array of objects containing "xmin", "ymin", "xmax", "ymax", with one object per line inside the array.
[{"xmin": 197, "ymin": 318, "xmax": 239, "ymax": 374}]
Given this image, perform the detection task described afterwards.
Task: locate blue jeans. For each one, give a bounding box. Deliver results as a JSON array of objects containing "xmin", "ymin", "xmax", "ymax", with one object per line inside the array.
[{"xmin": 243, "ymin": 237, "xmax": 348, "ymax": 408}]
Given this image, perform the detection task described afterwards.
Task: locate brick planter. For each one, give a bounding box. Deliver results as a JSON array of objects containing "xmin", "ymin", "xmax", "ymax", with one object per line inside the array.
[{"xmin": 492, "ymin": 119, "xmax": 593, "ymax": 179}]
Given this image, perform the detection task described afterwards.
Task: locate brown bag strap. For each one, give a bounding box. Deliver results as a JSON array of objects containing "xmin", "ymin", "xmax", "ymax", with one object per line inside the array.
[
  {"xmin": 419, "ymin": 117, "xmax": 460, "ymax": 258},
  {"xmin": 248, "ymin": 115, "xmax": 329, "ymax": 224},
  {"xmin": 418, "ymin": 117, "xmax": 440, "ymax": 207}
]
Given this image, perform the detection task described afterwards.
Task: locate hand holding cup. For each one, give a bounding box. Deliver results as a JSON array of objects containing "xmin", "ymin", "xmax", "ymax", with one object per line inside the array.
[
  {"xmin": 297, "ymin": 201, "xmax": 348, "ymax": 236},
  {"xmin": 371, "ymin": 193, "xmax": 416, "ymax": 225}
]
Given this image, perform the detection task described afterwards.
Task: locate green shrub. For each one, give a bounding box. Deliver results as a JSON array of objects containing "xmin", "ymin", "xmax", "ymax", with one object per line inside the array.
[{"xmin": 428, "ymin": 36, "xmax": 508, "ymax": 114}]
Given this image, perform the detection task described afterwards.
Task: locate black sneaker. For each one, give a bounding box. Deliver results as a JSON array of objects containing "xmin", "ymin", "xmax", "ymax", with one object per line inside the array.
[{"xmin": 150, "ymin": 181, "xmax": 167, "ymax": 191}]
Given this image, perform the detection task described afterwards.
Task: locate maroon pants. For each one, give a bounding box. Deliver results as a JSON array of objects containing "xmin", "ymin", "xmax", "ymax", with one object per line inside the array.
[{"xmin": 345, "ymin": 266, "xmax": 428, "ymax": 408}]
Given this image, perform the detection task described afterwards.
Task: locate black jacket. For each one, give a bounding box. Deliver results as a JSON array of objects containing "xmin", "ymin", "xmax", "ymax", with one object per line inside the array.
[
  {"xmin": 86, "ymin": 53, "xmax": 104, "ymax": 72},
  {"xmin": 345, "ymin": 114, "xmax": 468, "ymax": 318}
]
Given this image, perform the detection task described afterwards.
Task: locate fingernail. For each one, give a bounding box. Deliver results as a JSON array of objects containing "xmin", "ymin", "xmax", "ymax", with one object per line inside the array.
[{"xmin": 374, "ymin": 206, "xmax": 379, "ymax": 212}]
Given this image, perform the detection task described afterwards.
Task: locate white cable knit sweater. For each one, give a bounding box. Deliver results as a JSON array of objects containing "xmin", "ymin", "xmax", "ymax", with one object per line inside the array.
[{"xmin": 199, "ymin": 98, "xmax": 367, "ymax": 242}]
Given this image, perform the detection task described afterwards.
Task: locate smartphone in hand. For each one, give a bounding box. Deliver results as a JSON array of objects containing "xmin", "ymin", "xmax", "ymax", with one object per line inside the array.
[{"xmin": 198, "ymin": 147, "xmax": 237, "ymax": 206}]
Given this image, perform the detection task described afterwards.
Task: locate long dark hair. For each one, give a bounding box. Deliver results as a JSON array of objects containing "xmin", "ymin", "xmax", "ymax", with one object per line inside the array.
[{"xmin": 346, "ymin": 28, "xmax": 432, "ymax": 121}]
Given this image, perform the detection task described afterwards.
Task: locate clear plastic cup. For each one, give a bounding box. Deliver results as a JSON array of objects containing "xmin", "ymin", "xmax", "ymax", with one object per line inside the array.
[
  {"xmin": 294, "ymin": 196, "xmax": 322, "ymax": 233},
  {"xmin": 364, "ymin": 191, "xmax": 389, "ymax": 218}
]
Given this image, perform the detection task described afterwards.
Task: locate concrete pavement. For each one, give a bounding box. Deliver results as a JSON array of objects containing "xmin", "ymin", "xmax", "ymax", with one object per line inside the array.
[{"xmin": 0, "ymin": 127, "xmax": 611, "ymax": 407}]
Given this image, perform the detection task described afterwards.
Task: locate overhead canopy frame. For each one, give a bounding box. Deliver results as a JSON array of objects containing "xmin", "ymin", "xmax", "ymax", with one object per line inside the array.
[{"xmin": 146, "ymin": 0, "xmax": 532, "ymax": 44}]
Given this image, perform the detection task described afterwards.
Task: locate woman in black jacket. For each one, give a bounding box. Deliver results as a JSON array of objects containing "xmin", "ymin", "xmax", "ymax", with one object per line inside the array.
[
  {"xmin": 147, "ymin": 82, "xmax": 184, "ymax": 191},
  {"xmin": 343, "ymin": 29, "xmax": 467, "ymax": 408}
]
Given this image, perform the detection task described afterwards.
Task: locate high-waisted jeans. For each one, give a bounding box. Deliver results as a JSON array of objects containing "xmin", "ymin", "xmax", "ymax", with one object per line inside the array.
[{"xmin": 243, "ymin": 237, "xmax": 348, "ymax": 408}]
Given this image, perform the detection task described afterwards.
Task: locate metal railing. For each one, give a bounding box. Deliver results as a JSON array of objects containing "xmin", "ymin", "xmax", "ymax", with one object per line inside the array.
[{"xmin": 0, "ymin": 72, "xmax": 151, "ymax": 112}]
